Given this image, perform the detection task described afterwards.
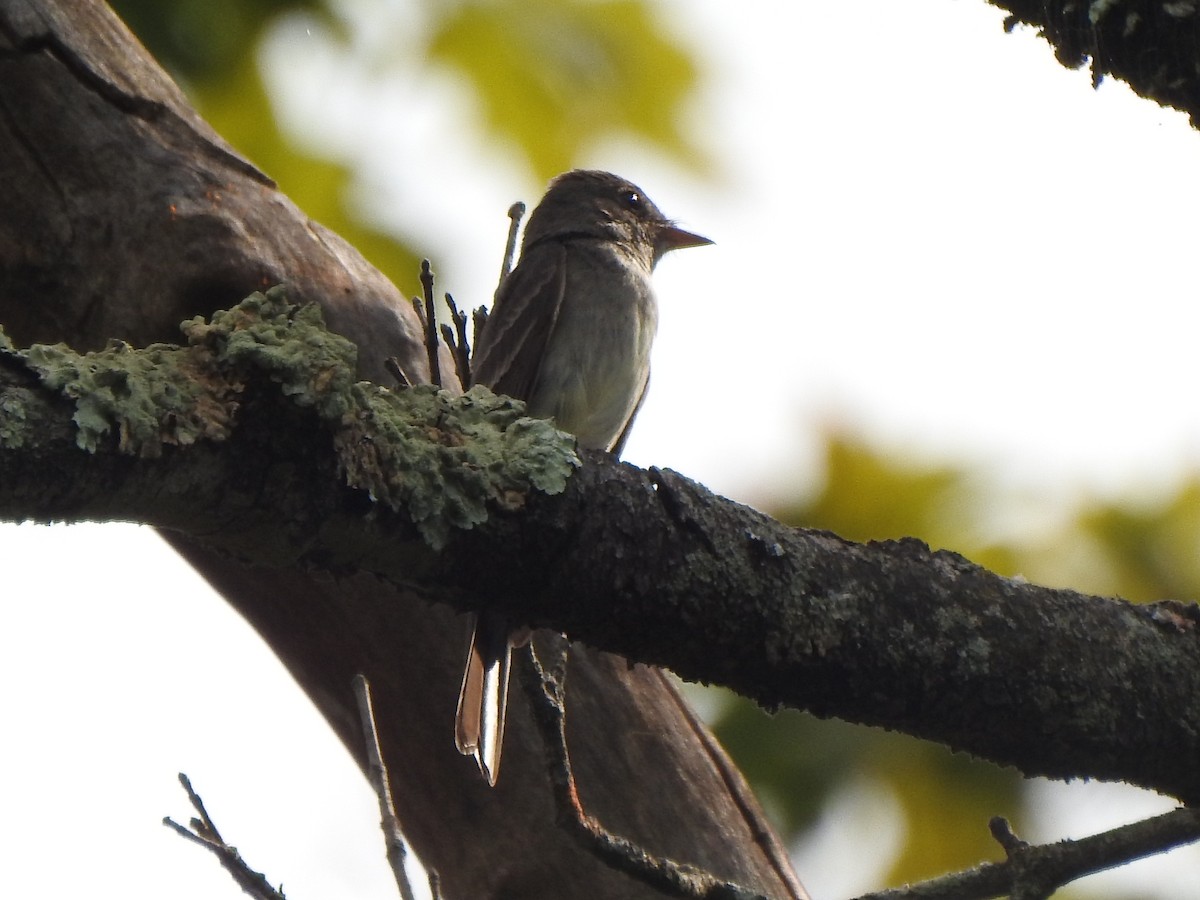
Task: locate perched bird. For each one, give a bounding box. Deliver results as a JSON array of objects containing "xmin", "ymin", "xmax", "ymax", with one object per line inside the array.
[{"xmin": 455, "ymin": 169, "xmax": 711, "ymax": 785}]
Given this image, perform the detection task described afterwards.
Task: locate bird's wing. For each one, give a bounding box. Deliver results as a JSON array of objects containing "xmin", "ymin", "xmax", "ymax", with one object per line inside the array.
[
  {"xmin": 471, "ymin": 241, "xmax": 567, "ymax": 401},
  {"xmin": 608, "ymin": 368, "xmax": 649, "ymax": 458}
]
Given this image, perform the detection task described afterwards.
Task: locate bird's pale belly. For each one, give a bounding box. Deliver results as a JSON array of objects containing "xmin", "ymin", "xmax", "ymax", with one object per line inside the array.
[{"xmin": 528, "ymin": 315, "xmax": 653, "ymax": 451}]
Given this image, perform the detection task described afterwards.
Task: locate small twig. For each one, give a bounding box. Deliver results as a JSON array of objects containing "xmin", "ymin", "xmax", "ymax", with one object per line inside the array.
[
  {"xmin": 519, "ymin": 646, "xmax": 766, "ymax": 900},
  {"xmin": 468, "ymin": 200, "xmax": 526, "ymax": 378},
  {"xmin": 852, "ymin": 807, "xmax": 1200, "ymax": 900},
  {"xmin": 419, "ymin": 260, "xmax": 441, "ymax": 388},
  {"xmin": 163, "ymin": 773, "xmax": 286, "ymax": 900},
  {"xmin": 989, "ymin": 816, "xmax": 1030, "ymax": 854},
  {"xmin": 497, "ymin": 201, "xmax": 526, "ymax": 295},
  {"xmin": 384, "ymin": 356, "xmax": 412, "ymax": 388},
  {"xmin": 354, "ymin": 674, "xmax": 434, "ymax": 900},
  {"xmin": 442, "ymin": 293, "xmax": 471, "ymax": 388},
  {"xmin": 991, "ymin": 818, "xmax": 1050, "ymax": 900},
  {"xmin": 471, "ymin": 305, "xmax": 489, "ymax": 368}
]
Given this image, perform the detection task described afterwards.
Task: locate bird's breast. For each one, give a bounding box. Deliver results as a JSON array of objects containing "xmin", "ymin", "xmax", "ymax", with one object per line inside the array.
[{"xmin": 527, "ymin": 243, "xmax": 658, "ymax": 451}]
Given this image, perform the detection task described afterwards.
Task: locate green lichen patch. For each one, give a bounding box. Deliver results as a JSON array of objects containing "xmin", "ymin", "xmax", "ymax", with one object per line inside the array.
[
  {"xmin": 181, "ymin": 287, "xmax": 358, "ymax": 421},
  {"xmin": 0, "ymin": 327, "xmax": 28, "ymax": 447},
  {"xmin": 22, "ymin": 338, "xmax": 237, "ymax": 457},
  {"xmin": 4, "ymin": 286, "xmax": 581, "ymax": 548},
  {"xmin": 338, "ymin": 383, "xmax": 579, "ymax": 550}
]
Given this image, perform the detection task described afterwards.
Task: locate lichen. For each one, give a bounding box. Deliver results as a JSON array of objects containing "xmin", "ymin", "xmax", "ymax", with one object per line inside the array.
[
  {"xmin": 1163, "ymin": 0, "xmax": 1197, "ymax": 18},
  {"xmin": 180, "ymin": 286, "xmax": 358, "ymax": 421},
  {"xmin": 0, "ymin": 389, "xmax": 30, "ymax": 448},
  {"xmin": 184, "ymin": 287, "xmax": 580, "ymax": 549},
  {"xmin": 1088, "ymin": 0, "xmax": 1121, "ymax": 25},
  {"xmin": 337, "ymin": 382, "xmax": 578, "ymax": 549},
  {"xmin": 23, "ymin": 337, "xmax": 235, "ymax": 456},
  {"xmin": 5, "ymin": 285, "xmax": 580, "ymax": 549}
]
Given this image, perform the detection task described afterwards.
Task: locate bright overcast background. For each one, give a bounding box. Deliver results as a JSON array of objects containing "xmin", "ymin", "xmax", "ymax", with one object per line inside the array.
[{"xmin": 5, "ymin": 1, "xmax": 1200, "ymax": 898}]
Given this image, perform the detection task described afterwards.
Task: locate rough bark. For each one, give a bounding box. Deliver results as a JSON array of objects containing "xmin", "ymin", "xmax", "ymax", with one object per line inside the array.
[
  {"xmin": 3, "ymin": 323, "xmax": 1200, "ymax": 809},
  {"xmin": 993, "ymin": 0, "xmax": 1200, "ymax": 125},
  {"xmin": 0, "ymin": 2, "xmax": 806, "ymax": 899}
]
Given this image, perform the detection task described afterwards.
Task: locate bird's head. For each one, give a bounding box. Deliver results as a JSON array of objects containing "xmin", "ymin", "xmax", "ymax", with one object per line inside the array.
[{"xmin": 523, "ymin": 169, "xmax": 711, "ymax": 267}]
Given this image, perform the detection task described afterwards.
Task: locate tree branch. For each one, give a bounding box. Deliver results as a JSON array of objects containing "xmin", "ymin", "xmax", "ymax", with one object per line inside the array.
[
  {"xmin": 991, "ymin": 0, "xmax": 1200, "ymax": 126},
  {"xmin": 163, "ymin": 774, "xmax": 286, "ymax": 900},
  {"xmin": 3, "ymin": 292, "xmax": 1199, "ymax": 811},
  {"xmin": 853, "ymin": 809, "xmax": 1200, "ymax": 900},
  {"xmin": 518, "ymin": 641, "xmax": 768, "ymax": 900}
]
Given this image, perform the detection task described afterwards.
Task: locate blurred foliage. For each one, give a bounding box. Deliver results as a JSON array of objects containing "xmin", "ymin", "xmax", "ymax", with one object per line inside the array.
[
  {"xmin": 108, "ymin": 0, "xmax": 705, "ymax": 297},
  {"xmin": 1071, "ymin": 481, "xmax": 1200, "ymax": 602},
  {"xmin": 711, "ymin": 431, "xmax": 1200, "ymax": 889},
  {"xmin": 110, "ymin": 0, "xmax": 322, "ymax": 81},
  {"xmin": 428, "ymin": 0, "xmax": 703, "ymax": 178}
]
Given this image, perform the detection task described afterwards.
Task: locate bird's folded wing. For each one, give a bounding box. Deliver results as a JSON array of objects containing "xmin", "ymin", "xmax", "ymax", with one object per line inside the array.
[{"xmin": 471, "ymin": 241, "xmax": 567, "ymax": 400}]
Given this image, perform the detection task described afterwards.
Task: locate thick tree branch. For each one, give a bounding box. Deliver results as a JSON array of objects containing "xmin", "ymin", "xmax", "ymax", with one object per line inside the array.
[
  {"xmin": 0, "ymin": 3, "xmax": 807, "ymax": 898},
  {"xmin": 4, "ymin": 294, "xmax": 1199, "ymax": 812},
  {"xmin": 0, "ymin": 0, "xmax": 424, "ymax": 381},
  {"xmin": 991, "ymin": 0, "xmax": 1200, "ymax": 126}
]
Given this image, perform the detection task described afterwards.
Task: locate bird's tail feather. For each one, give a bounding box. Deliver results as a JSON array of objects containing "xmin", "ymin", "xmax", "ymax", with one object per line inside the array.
[{"xmin": 455, "ymin": 612, "xmax": 513, "ymax": 786}]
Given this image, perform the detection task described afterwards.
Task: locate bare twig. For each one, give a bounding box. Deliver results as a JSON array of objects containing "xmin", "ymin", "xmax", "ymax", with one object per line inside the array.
[
  {"xmin": 852, "ymin": 808, "xmax": 1200, "ymax": 900},
  {"xmin": 988, "ymin": 816, "xmax": 1030, "ymax": 855},
  {"xmin": 419, "ymin": 260, "xmax": 441, "ymax": 388},
  {"xmin": 354, "ymin": 674, "xmax": 437, "ymax": 900},
  {"xmin": 442, "ymin": 293, "xmax": 471, "ymax": 388},
  {"xmin": 471, "ymin": 305, "xmax": 489, "ymax": 366},
  {"xmin": 163, "ymin": 773, "xmax": 286, "ymax": 900},
  {"xmin": 497, "ymin": 201, "xmax": 526, "ymax": 293},
  {"xmin": 468, "ymin": 200, "xmax": 526, "ymax": 374},
  {"xmin": 519, "ymin": 646, "xmax": 767, "ymax": 900},
  {"xmin": 384, "ymin": 356, "xmax": 412, "ymax": 388}
]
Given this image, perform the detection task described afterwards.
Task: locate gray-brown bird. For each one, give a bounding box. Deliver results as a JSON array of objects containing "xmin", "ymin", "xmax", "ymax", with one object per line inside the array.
[{"xmin": 455, "ymin": 169, "xmax": 711, "ymax": 785}]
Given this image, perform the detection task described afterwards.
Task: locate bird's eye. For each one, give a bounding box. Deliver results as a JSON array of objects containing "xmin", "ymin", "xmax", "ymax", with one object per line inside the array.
[{"xmin": 621, "ymin": 190, "xmax": 642, "ymax": 209}]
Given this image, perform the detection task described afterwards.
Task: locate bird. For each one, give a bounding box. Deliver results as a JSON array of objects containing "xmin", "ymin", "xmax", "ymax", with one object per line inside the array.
[{"xmin": 454, "ymin": 169, "xmax": 711, "ymax": 785}]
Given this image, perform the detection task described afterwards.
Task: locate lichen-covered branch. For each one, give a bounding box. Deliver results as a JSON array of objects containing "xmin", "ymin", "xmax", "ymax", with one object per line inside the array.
[
  {"xmin": 3, "ymin": 293, "xmax": 1200, "ymax": 810},
  {"xmin": 0, "ymin": 289, "xmax": 577, "ymax": 553}
]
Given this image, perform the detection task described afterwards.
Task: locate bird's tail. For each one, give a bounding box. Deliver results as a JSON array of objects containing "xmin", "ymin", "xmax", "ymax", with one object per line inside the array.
[{"xmin": 455, "ymin": 611, "xmax": 513, "ymax": 786}]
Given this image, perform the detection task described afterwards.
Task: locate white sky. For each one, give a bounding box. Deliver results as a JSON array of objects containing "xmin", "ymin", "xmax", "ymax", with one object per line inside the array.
[{"xmin": 5, "ymin": 1, "xmax": 1200, "ymax": 898}]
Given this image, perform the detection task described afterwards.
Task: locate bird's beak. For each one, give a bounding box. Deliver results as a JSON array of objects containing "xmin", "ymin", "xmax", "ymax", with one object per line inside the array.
[{"xmin": 656, "ymin": 223, "xmax": 713, "ymax": 252}]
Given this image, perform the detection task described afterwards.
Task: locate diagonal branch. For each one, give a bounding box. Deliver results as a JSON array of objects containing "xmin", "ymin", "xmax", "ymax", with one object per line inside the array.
[{"xmin": 163, "ymin": 774, "xmax": 286, "ymax": 900}]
